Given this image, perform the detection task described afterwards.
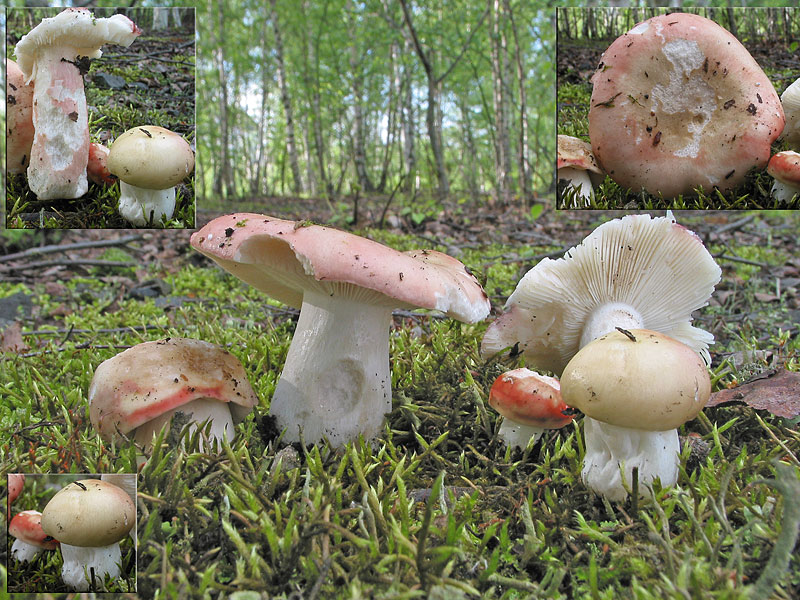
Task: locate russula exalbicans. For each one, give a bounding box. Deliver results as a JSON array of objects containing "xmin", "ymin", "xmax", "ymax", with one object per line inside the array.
[
  {"xmin": 9, "ymin": 510, "xmax": 58, "ymax": 563},
  {"xmin": 589, "ymin": 12, "xmax": 784, "ymax": 198},
  {"xmin": 14, "ymin": 8, "xmax": 141, "ymax": 200},
  {"xmin": 557, "ymin": 135, "xmax": 604, "ymax": 207},
  {"xmin": 767, "ymin": 151, "xmax": 800, "ymax": 203},
  {"xmin": 107, "ymin": 126, "xmax": 195, "ymax": 226},
  {"xmin": 88, "ymin": 338, "xmax": 258, "ymax": 457},
  {"xmin": 6, "ymin": 59, "xmax": 35, "ymax": 175},
  {"xmin": 191, "ymin": 213, "xmax": 491, "ymax": 448},
  {"xmin": 561, "ymin": 328, "xmax": 711, "ymax": 501},
  {"xmin": 41, "ymin": 479, "xmax": 134, "ymax": 591}
]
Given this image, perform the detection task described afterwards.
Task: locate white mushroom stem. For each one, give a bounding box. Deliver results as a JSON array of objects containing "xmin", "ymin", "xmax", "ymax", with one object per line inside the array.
[
  {"xmin": 581, "ymin": 418, "xmax": 680, "ymax": 503},
  {"xmin": 270, "ymin": 290, "xmax": 393, "ymax": 448},
  {"xmin": 770, "ymin": 180, "xmax": 800, "ymax": 203},
  {"xmin": 11, "ymin": 538, "xmax": 46, "ymax": 563},
  {"xmin": 26, "ymin": 46, "xmax": 90, "ymax": 200},
  {"xmin": 558, "ymin": 167, "xmax": 594, "ymax": 208},
  {"xmin": 497, "ymin": 419, "xmax": 543, "ymax": 449},
  {"xmin": 579, "ymin": 302, "xmax": 643, "ymax": 348},
  {"xmin": 117, "ymin": 182, "xmax": 176, "ymax": 227},
  {"xmin": 132, "ymin": 397, "xmax": 236, "ymax": 452},
  {"xmin": 59, "ymin": 542, "xmax": 123, "ymax": 591}
]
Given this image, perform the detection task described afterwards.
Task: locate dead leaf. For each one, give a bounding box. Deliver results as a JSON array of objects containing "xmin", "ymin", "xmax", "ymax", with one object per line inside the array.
[
  {"xmin": 754, "ymin": 292, "xmax": 780, "ymax": 302},
  {"xmin": 1, "ymin": 321, "xmax": 28, "ymax": 353},
  {"xmin": 706, "ymin": 369, "xmax": 800, "ymax": 418}
]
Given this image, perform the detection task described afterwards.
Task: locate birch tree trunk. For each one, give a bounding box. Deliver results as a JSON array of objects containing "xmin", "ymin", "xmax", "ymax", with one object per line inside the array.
[
  {"xmin": 490, "ymin": 0, "xmax": 513, "ymax": 204},
  {"xmin": 346, "ymin": 0, "xmax": 375, "ymax": 193},
  {"xmin": 304, "ymin": 0, "xmax": 332, "ymax": 197},
  {"xmin": 213, "ymin": 0, "xmax": 233, "ymax": 197},
  {"xmin": 505, "ymin": 0, "xmax": 530, "ymax": 201}
]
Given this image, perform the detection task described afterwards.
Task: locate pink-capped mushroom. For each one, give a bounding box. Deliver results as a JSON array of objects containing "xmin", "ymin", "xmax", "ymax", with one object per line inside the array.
[
  {"xmin": 8, "ymin": 473, "xmax": 25, "ymax": 513},
  {"xmin": 6, "ymin": 59, "xmax": 35, "ymax": 175},
  {"xmin": 190, "ymin": 213, "xmax": 491, "ymax": 448},
  {"xmin": 488, "ymin": 368, "xmax": 574, "ymax": 448},
  {"xmin": 767, "ymin": 151, "xmax": 800, "ymax": 203},
  {"xmin": 9, "ymin": 510, "xmax": 59, "ymax": 563},
  {"xmin": 14, "ymin": 8, "xmax": 141, "ymax": 199},
  {"xmin": 589, "ymin": 12, "xmax": 785, "ymax": 198},
  {"xmin": 87, "ymin": 142, "xmax": 116, "ymax": 186},
  {"xmin": 557, "ymin": 135, "xmax": 604, "ymax": 207}
]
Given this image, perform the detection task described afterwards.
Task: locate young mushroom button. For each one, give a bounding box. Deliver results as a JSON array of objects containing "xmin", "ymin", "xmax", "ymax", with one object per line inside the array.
[
  {"xmin": 88, "ymin": 338, "xmax": 258, "ymax": 458},
  {"xmin": 107, "ymin": 126, "xmax": 195, "ymax": 226},
  {"xmin": 588, "ymin": 12, "xmax": 784, "ymax": 198},
  {"xmin": 14, "ymin": 8, "xmax": 141, "ymax": 200},
  {"xmin": 190, "ymin": 213, "xmax": 491, "ymax": 448}
]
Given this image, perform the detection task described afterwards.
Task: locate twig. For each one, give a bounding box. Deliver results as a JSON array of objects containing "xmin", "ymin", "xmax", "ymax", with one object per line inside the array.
[
  {"xmin": 20, "ymin": 342, "xmax": 134, "ymax": 359},
  {"xmin": 713, "ymin": 214, "xmax": 755, "ymax": 236},
  {"xmin": 0, "ymin": 234, "xmax": 143, "ymax": 263},
  {"xmin": 0, "ymin": 259, "xmax": 137, "ymax": 273},
  {"xmin": 714, "ymin": 254, "xmax": 771, "ymax": 269}
]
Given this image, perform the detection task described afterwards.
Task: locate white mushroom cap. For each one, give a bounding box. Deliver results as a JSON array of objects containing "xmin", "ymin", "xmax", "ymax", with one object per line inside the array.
[
  {"xmin": 6, "ymin": 59, "xmax": 35, "ymax": 174},
  {"xmin": 589, "ymin": 12, "xmax": 785, "ymax": 197},
  {"xmin": 481, "ymin": 212, "xmax": 721, "ymax": 375},
  {"xmin": 107, "ymin": 126, "xmax": 195, "ymax": 190},
  {"xmin": 561, "ymin": 329, "xmax": 711, "ymax": 431},
  {"xmin": 88, "ymin": 338, "xmax": 258, "ymax": 442},
  {"xmin": 767, "ymin": 151, "xmax": 800, "ymax": 202},
  {"xmin": 41, "ymin": 479, "xmax": 135, "ymax": 547},
  {"xmin": 780, "ymin": 77, "xmax": 800, "ymax": 148},
  {"xmin": 15, "ymin": 8, "xmax": 141, "ymax": 81}
]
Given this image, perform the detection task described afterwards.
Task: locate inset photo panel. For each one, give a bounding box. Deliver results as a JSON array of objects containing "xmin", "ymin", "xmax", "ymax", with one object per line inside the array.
[
  {"xmin": 5, "ymin": 6, "xmax": 196, "ymax": 229},
  {"xmin": 556, "ymin": 6, "xmax": 798, "ymax": 209},
  {"xmin": 6, "ymin": 472, "xmax": 137, "ymax": 593}
]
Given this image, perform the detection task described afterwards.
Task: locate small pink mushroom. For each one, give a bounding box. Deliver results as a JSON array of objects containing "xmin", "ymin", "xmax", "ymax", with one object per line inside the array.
[
  {"xmin": 9, "ymin": 510, "xmax": 59, "ymax": 563},
  {"xmin": 767, "ymin": 151, "xmax": 800, "ymax": 203},
  {"xmin": 7, "ymin": 473, "xmax": 25, "ymax": 518},
  {"xmin": 87, "ymin": 142, "xmax": 117, "ymax": 186},
  {"xmin": 6, "ymin": 60, "xmax": 35, "ymax": 174}
]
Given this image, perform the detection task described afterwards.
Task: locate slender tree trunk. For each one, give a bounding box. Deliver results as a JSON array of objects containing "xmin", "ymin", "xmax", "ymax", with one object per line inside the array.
[
  {"xmin": 212, "ymin": 0, "xmax": 233, "ymax": 197},
  {"xmin": 490, "ymin": 0, "xmax": 513, "ymax": 203},
  {"xmin": 505, "ymin": 0, "xmax": 530, "ymax": 201},
  {"xmin": 270, "ymin": 0, "xmax": 303, "ymax": 195},
  {"xmin": 304, "ymin": 0, "xmax": 331, "ymax": 198},
  {"xmin": 346, "ymin": 0, "xmax": 374, "ymax": 193},
  {"xmin": 401, "ymin": 39, "xmax": 417, "ymax": 192}
]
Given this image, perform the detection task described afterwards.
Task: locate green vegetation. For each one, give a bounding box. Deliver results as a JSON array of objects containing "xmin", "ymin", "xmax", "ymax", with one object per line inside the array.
[{"xmin": 1, "ymin": 211, "xmax": 798, "ymax": 598}]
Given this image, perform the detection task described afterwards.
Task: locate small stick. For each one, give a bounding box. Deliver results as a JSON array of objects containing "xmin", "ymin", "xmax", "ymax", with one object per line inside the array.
[
  {"xmin": 616, "ymin": 327, "xmax": 637, "ymax": 342},
  {"xmin": 0, "ymin": 234, "xmax": 143, "ymax": 262}
]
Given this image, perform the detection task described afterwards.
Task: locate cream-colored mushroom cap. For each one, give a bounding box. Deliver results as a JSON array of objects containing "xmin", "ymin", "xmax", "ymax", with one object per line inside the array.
[
  {"xmin": 41, "ymin": 479, "xmax": 135, "ymax": 547},
  {"xmin": 107, "ymin": 126, "xmax": 194, "ymax": 189},
  {"xmin": 560, "ymin": 329, "xmax": 711, "ymax": 431}
]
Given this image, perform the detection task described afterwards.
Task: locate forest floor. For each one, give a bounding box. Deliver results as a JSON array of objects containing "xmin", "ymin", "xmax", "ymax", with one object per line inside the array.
[
  {"xmin": 1, "ymin": 200, "xmax": 799, "ymax": 597},
  {"xmin": 557, "ymin": 35, "xmax": 800, "ymax": 210}
]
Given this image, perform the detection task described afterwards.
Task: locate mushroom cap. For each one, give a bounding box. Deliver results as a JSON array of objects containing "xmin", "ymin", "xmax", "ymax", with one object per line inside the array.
[
  {"xmin": 8, "ymin": 473, "xmax": 25, "ymax": 506},
  {"xmin": 488, "ymin": 368, "xmax": 573, "ymax": 429},
  {"xmin": 15, "ymin": 8, "xmax": 141, "ymax": 80},
  {"xmin": 589, "ymin": 12, "xmax": 784, "ymax": 197},
  {"xmin": 481, "ymin": 212, "xmax": 721, "ymax": 375},
  {"xmin": 780, "ymin": 77, "xmax": 800, "ymax": 147},
  {"xmin": 41, "ymin": 479, "xmax": 134, "ymax": 547},
  {"xmin": 560, "ymin": 328, "xmax": 711, "ymax": 431},
  {"xmin": 9, "ymin": 510, "xmax": 59, "ymax": 549},
  {"xmin": 190, "ymin": 213, "xmax": 491, "ymax": 323},
  {"xmin": 88, "ymin": 338, "xmax": 258, "ymax": 440},
  {"xmin": 6, "ymin": 59, "xmax": 35, "ymax": 174},
  {"xmin": 557, "ymin": 135, "xmax": 603, "ymax": 175},
  {"xmin": 107, "ymin": 126, "xmax": 195, "ymax": 189},
  {"xmin": 87, "ymin": 142, "xmax": 117, "ymax": 186},
  {"xmin": 767, "ymin": 151, "xmax": 800, "ymax": 187}
]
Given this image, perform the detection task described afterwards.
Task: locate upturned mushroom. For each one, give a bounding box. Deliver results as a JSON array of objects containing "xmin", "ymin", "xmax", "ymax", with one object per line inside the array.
[
  {"xmin": 14, "ymin": 8, "xmax": 141, "ymax": 200},
  {"xmin": 191, "ymin": 213, "xmax": 491, "ymax": 448},
  {"xmin": 766, "ymin": 151, "xmax": 800, "ymax": 203},
  {"xmin": 9, "ymin": 510, "xmax": 59, "ymax": 563},
  {"xmin": 589, "ymin": 12, "xmax": 784, "ymax": 197},
  {"xmin": 6, "ymin": 59, "xmax": 35, "ymax": 175},
  {"xmin": 560, "ymin": 328, "xmax": 711, "ymax": 501},
  {"xmin": 488, "ymin": 368, "xmax": 574, "ymax": 449},
  {"xmin": 89, "ymin": 338, "xmax": 258, "ymax": 456},
  {"xmin": 106, "ymin": 126, "xmax": 195, "ymax": 226},
  {"xmin": 41, "ymin": 479, "xmax": 135, "ymax": 591},
  {"xmin": 557, "ymin": 135, "xmax": 604, "ymax": 207}
]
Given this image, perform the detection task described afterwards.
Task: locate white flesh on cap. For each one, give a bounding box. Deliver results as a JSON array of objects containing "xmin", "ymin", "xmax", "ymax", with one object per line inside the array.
[
  {"xmin": 270, "ymin": 290, "xmax": 393, "ymax": 448},
  {"xmin": 497, "ymin": 420, "xmax": 544, "ymax": 450},
  {"xmin": 133, "ymin": 396, "xmax": 236, "ymax": 452},
  {"xmin": 117, "ymin": 181, "xmax": 176, "ymax": 226},
  {"xmin": 558, "ymin": 167, "xmax": 594, "ymax": 208},
  {"xmin": 11, "ymin": 539, "xmax": 45, "ymax": 563},
  {"xmin": 581, "ymin": 418, "xmax": 680, "ymax": 503},
  {"xmin": 59, "ymin": 542, "xmax": 122, "ymax": 591}
]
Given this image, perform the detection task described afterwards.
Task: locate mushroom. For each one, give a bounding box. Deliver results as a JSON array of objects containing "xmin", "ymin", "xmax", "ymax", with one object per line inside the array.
[
  {"xmin": 190, "ymin": 213, "xmax": 491, "ymax": 448},
  {"xmin": 41, "ymin": 479, "xmax": 135, "ymax": 591},
  {"xmin": 8, "ymin": 473, "xmax": 25, "ymax": 516},
  {"xmin": 14, "ymin": 8, "xmax": 141, "ymax": 200},
  {"xmin": 89, "ymin": 338, "xmax": 258, "ymax": 456},
  {"xmin": 488, "ymin": 368, "xmax": 574, "ymax": 449},
  {"xmin": 100, "ymin": 474, "xmax": 137, "ymax": 542},
  {"xmin": 560, "ymin": 328, "xmax": 711, "ymax": 501},
  {"xmin": 780, "ymin": 77, "xmax": 800, "ymax": 148},
  {"xmin": 6, "ymin": 59, "xmax": 35, "ymax": 175},
  {"xmin": 588, "ymin": 12, "xmax": 785, "ymax": 198},
  {"xmin": 766, "ymin": 151, "xmax": 800, "ymax": 203},
  {"xmin": 557, "ymin": 135, "xmax": 604, "ymax": 207},
  {"xmin": 106, "ymin": 126, "xmax": 195, "ymax": 226},
  {"xmin": 9, "ymin": 510, "xmax": 59, "ymax": 563},
  {"xmin": 87, "ymin": 142, "xmax": 117, "ymax": 186}
]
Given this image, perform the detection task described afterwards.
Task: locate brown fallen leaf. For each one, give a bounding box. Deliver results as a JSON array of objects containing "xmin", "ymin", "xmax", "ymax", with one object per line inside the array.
[
  {"xmin": 706, "ymin": 369, "xmax": 800, "ymax": 418},
  {"xmin": 1, "ymin": 321, "xmax": 29, "ymax": 353}
]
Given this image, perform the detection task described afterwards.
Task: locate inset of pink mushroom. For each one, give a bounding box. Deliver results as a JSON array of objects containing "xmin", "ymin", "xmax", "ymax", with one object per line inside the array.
[{"xmin": 9, "ymin": 510, "xmax": 59, "ymax": 563}]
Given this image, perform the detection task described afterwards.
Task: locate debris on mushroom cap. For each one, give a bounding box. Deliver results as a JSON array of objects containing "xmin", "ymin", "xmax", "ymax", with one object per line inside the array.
[
  {"xmin": 589, "ymin": 12, "xmax": 785, "ymax": 198},
  {"xmin": 107, "ymin": 126, "xmax": 195, "ymax": 189},
  {"xmin": 41, "ymin": 479, "xmax": 135, "ymax": 547},
  {"xmin": 9, "ymin": 510, "xmax": 59, "ymax": 549},
  {"xmin": 88, "ymin": 338, "xmax": 258, "ymax": 440},
  {"xmin": 767, "ymin": 151, "xmax": 800, "ymax": 202},
  {"xmin": 560, "ymin": 329, "xmax": 711, "ymax": 431},
  {"xmin": 489, "ymin": 368, "xmax": 574, "ymax": 429},
  {"xmin": 780, "ymin": 78, "xmax": 800, "ymax": 148},
  {"xmin": 481, "ymin": 212, "xmax": 721, "ymax": 375},
  {"xmin": 6, "ymin": 59, "xmax": 35, "ymax": 174},
  {"xmin": 190, "ymin": 213, "xmax": 491, "ymax": 323}
]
